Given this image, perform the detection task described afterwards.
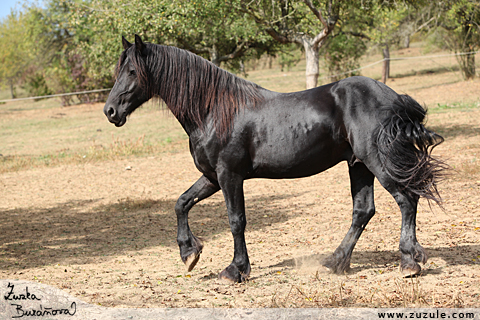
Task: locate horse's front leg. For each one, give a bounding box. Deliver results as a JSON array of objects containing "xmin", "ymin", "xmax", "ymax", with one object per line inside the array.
[
  {"xmin": 217, "ymin": 170, "xmax": 250, "ymax": 283},
  {"xmin": 176, "ymin": 175, "xmax": 220, "ymax": 272}
]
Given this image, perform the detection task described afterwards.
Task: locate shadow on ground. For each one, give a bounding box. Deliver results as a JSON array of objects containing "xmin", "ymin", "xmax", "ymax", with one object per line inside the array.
[
  {"xmin": 429, "ymin": 123, "xmax": 480, "ymax": 139},
  {"xmin": 0, "ymin": 192, "xmax": 309, "ymax": 270}
]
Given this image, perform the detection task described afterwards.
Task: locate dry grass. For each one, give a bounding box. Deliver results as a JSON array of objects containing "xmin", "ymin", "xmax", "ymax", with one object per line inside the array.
[
  {"xmin": 0, "ymin": 100, "xmax": 188, "ymax": 173},
  {"xmin": 459, "ymin": 159, "xmax": 480, "ymax": 178},
  {"xmin": 0, "ymin": 134, "xmax": 186, "ymax": 174}
]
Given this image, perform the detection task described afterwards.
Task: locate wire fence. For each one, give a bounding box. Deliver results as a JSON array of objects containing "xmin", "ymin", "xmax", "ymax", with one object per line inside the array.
[
  {"xmin": 0, "ymin": 88, "xmax": 111, "ymax": 104},
  {"xmin": 0, "ymin": 50, "xmax": 478, "ymax": 104},
  {"xmin": 320, "ymin": 51, "xmax": 478, "ymax": 81}
]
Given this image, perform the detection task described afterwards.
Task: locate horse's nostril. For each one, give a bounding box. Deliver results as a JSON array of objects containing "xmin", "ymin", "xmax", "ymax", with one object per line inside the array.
[{"xmin": 107, "ymin": 106, "xmax": 116, "ymax": 118}]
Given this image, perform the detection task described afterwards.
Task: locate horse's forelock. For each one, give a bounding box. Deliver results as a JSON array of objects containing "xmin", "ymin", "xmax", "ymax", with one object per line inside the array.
[
  {"xmin": 114, "ymin": 50, "xmax": 127, "ymax": 79},
  {"xmin": 118, "ymin": 45, "xmax": 152, "ymax": 97}
]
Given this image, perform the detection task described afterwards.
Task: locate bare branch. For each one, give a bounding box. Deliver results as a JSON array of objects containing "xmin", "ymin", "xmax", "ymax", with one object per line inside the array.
[
  {"xmin": 342, "ymin": 31, "xmax": 371, "ymax": 41},
  {"xmin": 312, "ymin": 29, "xmax": 329, "ymax": 48},
  {"xmin": 302, "ymin": 0, "xmax": 338, "ymax": 47},
  {"xmin": 303, "ymin": 0, "xmax": 328, "ymax": 29},
  {"xmin": 175, "ymin": 38, "xmax": 211, "ymax": 55},
  {"xmin": 414, "ymin": 16, "xmax": 435, "ymax": 33},
  {"xmin": 217, "ymin": 42, "xmax": 248, "ymax": 62},
  {"xmin": 241, "ymin": 3, "xmax": 302, "ymax": 44}
]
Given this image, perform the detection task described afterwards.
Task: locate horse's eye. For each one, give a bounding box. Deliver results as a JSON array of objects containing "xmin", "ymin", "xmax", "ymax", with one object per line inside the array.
[{"xmin": 129, "ymin": 69, "xmax": 136, "ymax": 76}]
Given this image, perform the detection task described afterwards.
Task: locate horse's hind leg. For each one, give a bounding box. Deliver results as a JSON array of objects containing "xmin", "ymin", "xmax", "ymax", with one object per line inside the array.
[
  {"xmin": 323, "ymin": 162, "xmax": 375, "ymax": 274},
  {"xmin": 368, "ymin": 165, "xmax": 427, "ymax": 276},
  {"xmin": 175, "ymin": 175, "xmax": 220, "ymax": 272},
  {"xmin": 393, "ymin": 192, "xmax": 427, "ymax": 276}
]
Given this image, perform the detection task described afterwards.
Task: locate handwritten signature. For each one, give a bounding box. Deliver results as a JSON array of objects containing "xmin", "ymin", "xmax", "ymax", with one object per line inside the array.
[{"xmin": 4, "ymin": 282, "xmax": 76, "ymax": 318}]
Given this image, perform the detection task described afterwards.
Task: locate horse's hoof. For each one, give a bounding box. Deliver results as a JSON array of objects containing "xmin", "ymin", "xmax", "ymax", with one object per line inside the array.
[
  {"xmin": 218, "ymin": 272, "xmax": 236, "ymax": 284},
  {"xmin": 322, "ymin": 255, "xmax": 350, "ymax": 275},
  {"xmin": 218, "ymin": 265, "xmax": 249, "ymax": 283},
  {"xmin": 185, "ymin": 252, "xmax": 201, "ymax": 272},
  {"xmin": 400, "ymin": 264, "xmax": 421, "ymax": 277}
]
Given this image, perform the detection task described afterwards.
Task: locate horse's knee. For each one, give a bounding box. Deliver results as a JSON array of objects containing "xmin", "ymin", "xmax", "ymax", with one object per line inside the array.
[
  {"xmin": 392, "ymin": 191, "xmax": 419, "ymax": 211},
  {"xmin": 175, "ymin": 195, "xmax": 189, "ymax": 216}
]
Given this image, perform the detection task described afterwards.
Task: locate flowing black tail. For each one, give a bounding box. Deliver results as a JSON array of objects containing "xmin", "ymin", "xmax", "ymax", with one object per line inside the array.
[{"xmin": 376, "ymin": 95, "xmax": 447, "ymax": 205}]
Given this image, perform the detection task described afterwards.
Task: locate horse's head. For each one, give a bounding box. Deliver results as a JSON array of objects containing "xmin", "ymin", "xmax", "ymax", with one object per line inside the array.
[{"xmin": 104, "ymin": 35, "xmax": 149, "ymax": 127}]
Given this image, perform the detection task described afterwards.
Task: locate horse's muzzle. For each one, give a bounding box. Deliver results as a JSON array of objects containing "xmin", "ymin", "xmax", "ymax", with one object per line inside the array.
[{"xmin": 104, "ymin": 105, "xmax": 126, "ymax": 127}]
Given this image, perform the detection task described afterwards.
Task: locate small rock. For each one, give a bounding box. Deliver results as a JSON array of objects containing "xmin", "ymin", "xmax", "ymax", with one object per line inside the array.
[{"xmin": 125, "ymin": 166, "xmax": 132, "ymax": 170}]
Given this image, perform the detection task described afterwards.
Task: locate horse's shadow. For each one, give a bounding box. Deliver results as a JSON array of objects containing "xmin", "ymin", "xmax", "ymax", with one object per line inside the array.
[{"xmin": 0, "ymin": 191, "xmax": 310, "ymax": 270}]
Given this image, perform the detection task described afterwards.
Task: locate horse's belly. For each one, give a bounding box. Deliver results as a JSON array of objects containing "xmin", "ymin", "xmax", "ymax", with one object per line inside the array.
[{"xmin": 250, "ymin": 137, "xmax": 349, "ymax": 179}]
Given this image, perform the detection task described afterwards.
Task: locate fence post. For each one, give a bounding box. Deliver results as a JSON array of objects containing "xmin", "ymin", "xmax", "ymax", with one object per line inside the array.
[{"xmin": 381, "ymin": 43, "xmax": 390, "ymax": 84}]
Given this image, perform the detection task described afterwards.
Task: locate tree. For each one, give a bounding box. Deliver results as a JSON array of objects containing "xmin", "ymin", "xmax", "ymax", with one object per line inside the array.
[
  {"xmin": 240, "ymin": 0, "xmax": 341, "ymax": 89},
  {"xmin": 0, "ymin": 11, "xmax": 30, "ymax": 98},
  {"xmin": 23, "ymin": 0, "xmax": 77, "ymax": 103},
  {"xmin": 241, "ymin": 0, "xmax": 433, "ymax": 88},
  {"xmin": 67, "ymin": 0, "xmax": 169, "ymax": 84},
  {"xmin": 321, "ymin": 32, "xmax": 367, "ymax": 82},
  {"xmin": 0, "ymin": 0, "xmax": 110, "ymax": 104},
  {"xmin": 318, "ymin": 4, "xmax": 371, "ymax": 83},
  {"xmin": 69, "ymin": 0, "xmax": 276, "ymax": 86},
  {"xmin": 397, "ymin": 5, "xmax": 438, "ymax": 49},
  {"xmin": 438, "ymin": 0, "xmax": 480, "ymax": 79},
  {"xmin": 169, "ymin": 0, "xmax": 277, "ymax": 71},
  {"xmin": 364, "ymin": 5, "xmax": 410, "ymax": 83}
]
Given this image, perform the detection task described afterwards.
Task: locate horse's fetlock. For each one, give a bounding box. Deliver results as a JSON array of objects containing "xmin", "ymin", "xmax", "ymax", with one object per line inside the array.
[{"xmin": 177, "ymin": 237, "xmax": 191, "ymax": 248}]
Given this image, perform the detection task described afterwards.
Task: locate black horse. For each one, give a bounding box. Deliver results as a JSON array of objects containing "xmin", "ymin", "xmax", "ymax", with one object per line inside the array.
[{"xmin": 104, "ymin": 35, "xmax": 446, "ymax": 283}]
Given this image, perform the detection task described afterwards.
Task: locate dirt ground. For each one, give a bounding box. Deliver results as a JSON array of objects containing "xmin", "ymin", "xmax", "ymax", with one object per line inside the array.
[{"xmin": 1, "ymin": 83, "xmax": 480, "ymax": 308}]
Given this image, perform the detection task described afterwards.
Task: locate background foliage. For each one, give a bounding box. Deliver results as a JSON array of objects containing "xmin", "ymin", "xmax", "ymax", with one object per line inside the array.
[{"xmin": 0, "ymin": 0, "xmax": 478, "ymax": 103}]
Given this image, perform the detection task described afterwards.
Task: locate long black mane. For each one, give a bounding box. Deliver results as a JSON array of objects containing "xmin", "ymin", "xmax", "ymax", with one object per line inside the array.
[{"xmin": 116, "ymin": 43, "xmax": 264, "ymax": 137}]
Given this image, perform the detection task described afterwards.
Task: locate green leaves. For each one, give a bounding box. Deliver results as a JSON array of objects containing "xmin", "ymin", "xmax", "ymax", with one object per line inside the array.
[
  {"xmin": 439, "ymin": 0, "xmax": 480, "ymax": 79},
  {"xmin": 1, "ymin": 0, "xmax": 477, "ymax": 97},
  {"xmin": 0, "ymin": 10, "xmax": 31, "ymax": 92}
]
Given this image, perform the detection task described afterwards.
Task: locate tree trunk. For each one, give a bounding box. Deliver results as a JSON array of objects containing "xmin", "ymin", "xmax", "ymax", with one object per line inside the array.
[
  {"xmin": 209, "ymin": 44, "xmax": 221, "ymax": 67},
  {"xmin": 381, "ymin": 43, "xmax": 390, "ymax": 84},
  {"xmin": 459, "ymin": 24, "xmax": 476, "ymax": 80},
  {"xmin": 404, "ymin": 35, "xmax": 410, "ymax": 49},
  {"xmin": 9, "ymin": 79, "xmax": 16, "ymax": 99},
  {"xmin": 460, "ymin": 53, "xmax": 476, "ymax": 80},
  {"xmin": 304, "ymin": 42, "xmax": 320, "ymax": 89}
]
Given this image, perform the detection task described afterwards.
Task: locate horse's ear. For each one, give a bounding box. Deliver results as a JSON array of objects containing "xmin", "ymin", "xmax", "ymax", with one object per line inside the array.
[
  {"xmin": 134, "ymin": 34, "xmax": 146, "ymax": 55},
  {"xmin": 122, "ymin": 36, "xmax": 132, "ymax": 50}
]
